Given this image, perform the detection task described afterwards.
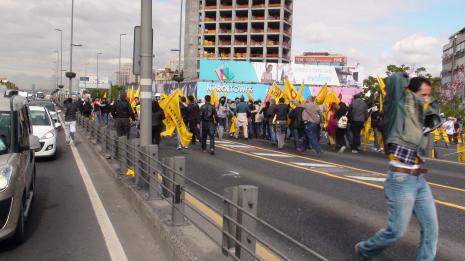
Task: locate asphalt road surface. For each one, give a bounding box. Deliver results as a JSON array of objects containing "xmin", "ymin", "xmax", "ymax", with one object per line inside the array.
[
  {"xmin": 160, "ymin": 136, "xmax": 465, "ymax": 261},
  {"xmin": 0, "ymin": 131, "xmax": 168, "ymax": 261}
]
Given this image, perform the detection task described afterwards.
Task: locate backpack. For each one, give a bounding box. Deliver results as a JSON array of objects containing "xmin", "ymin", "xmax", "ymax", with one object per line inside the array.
[{"xmin": 337, "ymin": 114, "xmax": 348, "ymax": 129}]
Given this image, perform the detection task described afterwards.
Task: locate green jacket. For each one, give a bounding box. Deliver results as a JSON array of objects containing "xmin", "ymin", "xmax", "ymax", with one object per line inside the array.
[{"xmin": 383, "ymin": 73, "xmax": 440, "ymax": 151}]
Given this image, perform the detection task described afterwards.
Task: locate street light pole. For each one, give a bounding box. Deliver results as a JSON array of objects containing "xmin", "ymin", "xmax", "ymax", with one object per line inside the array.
[
  {"xmin": 140, "ymin": 0, "xmax": 153, "ymax": 146},
  {"xmin": 68, "ymin": 0, "xmax": 75, "ymax": 95},
  {"xmin": 55, "ymin": 28, "xmax": 63, "ymax": 87},
  {"xmin": 55, "ymin": 51, "xmax": 59, "ymax": 88},
  {"xmin": 97, "ymin": 52, "xmax": 102, "ymax": 96},
  {"xmin": 178, "ymin": 0, "xmax": 183, "ymax": 74},
  {"xmin": 119, "ymin": 33, "xmax": 126, "ymax": 86}
]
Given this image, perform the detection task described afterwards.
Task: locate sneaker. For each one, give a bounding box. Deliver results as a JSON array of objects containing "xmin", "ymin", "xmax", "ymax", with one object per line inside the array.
[
  {"xmin": 354, "ymin": 242, "xmax": 372, "ymax": 261},
  {"xmin": 351, "ymin": 150, "xmax": 360, "ymax": 154},
  {"xmin": 338, "ymin": 146, "xmax": 346, "ymax": 153},
  {"xmin": 210, "ymin": 150, "xmax": 215, "ymax": 155},
  {"xmin": 177, "ymin": 146, "xmax": 182, "ymax": 150}
]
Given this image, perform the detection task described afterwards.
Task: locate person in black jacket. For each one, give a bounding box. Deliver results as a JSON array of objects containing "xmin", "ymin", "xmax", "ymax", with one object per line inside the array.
[
  {"xmin": 100, "ymin": 97, "xmax": 110, "ymax": 125},
  {"xmin": 200, "ymin": 95, "xmax": 218, "ymax": 155},
  {"xmin": 187, "ymin": 96, "xmax": 201, "ymax": 145},
  {"xmin": 64, "ymin": 97, "xmax": 78, "ymax": 145},
  {"xmin": 272, "ymin": 97, "xmax": 289, "ymax": 149},
  {"xmin": 288, "ymin": 106, "xmax": 304, "ymax": 151},
  {"xmin": 81, "ymin": 97, "xmax": 93, "ymax": 118},
  {"xmin": 370, "ymin": 104, "xmax": 382, "ymax": 151},
  {"xmin": 111, "ymin": 91, "xmax": 135, "ymax": 138},
  {"xmin": 335, "ymin": 102, "xmax": 349, "ymax": 152},
  {"xmin": 151, "ymin": 100, "xmax": 165, "ymax": 145}
]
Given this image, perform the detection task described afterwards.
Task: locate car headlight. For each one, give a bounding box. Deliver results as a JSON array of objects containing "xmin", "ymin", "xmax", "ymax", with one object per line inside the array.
[
  {"xmin": 0, "ymin": 165, "xmax": 13, "ymax": 190},
  {"xmin": 41, "ymin": 130, "xmax": 55, "ymax": 139}
]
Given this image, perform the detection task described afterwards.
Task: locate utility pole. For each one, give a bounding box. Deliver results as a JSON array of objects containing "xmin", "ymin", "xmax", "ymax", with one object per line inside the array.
[
  {"xmin": 178, "ymin": 0, "xmax": 183, "ymax": 75},
  {"xmin": 55, "ymin": 51, "xmax": 59, "ymax": 88},
  {"xmin": 119, "ymin": 33, "xmax": 126, "ymax": 86},
  {"xmin": 140, "ymin": 0, "xmax": 153, "ymax": 146},
  {"xmin": 55, "ymin": 28, "xmax": 63, "ymax": 87},
  {"xmin": 68, "ymin": 0, "xmax": 75, "ymax": 95},
  {"xmin": 97, "ymin": 52, "xmax": 102, "ymax": 96}
]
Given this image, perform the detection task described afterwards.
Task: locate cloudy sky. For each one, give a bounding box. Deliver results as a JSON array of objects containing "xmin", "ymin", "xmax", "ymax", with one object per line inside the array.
[{"xmin": 0, "ymin": 0, "xmax": 464, "ymax": 89}]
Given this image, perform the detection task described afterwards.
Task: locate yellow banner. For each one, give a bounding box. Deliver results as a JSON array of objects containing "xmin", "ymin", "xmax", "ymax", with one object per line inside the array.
[
  {"xmin": 324, "ymin": 87, "xmax": 340, "ymax": 111},
  {"xmin": 160, "ymin": 90, "xmax": 192, "ymax": 146},
  {"xmin": 296, "ymin": 81, "xmax": 305, "ymax": 104},
  {"xmin": 377, "ymin": 75, "xmax": 386, "ymax": 96},
  {"xmin": 211, "ymin": 87, "xmax": 219, "ymax": 106},
  {"xmin": 246, "ymin": 89, "xmax": 254, "ymax": 102},
  {"xmin": 315, "ymin": 84, "xmax": 328, "ymax": 105},
  {"xmin": 268, "ymin": 82, "xmax": 284, "ymax": 102},
  {"xmin": 230, "ymin": 116, "xmax": 237, "ymax": 134}
]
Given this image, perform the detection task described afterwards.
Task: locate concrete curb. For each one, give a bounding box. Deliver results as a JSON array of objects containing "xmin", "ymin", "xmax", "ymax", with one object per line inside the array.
[{"xmin": 78, "ymin": 129, "xmax": 226, "ymax": 261}]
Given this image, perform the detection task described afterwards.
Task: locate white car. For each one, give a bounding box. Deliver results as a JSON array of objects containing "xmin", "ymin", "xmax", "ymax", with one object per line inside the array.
[{"xmin": 29, "ymin": 106, "xmax": 58, "ymax": 158}]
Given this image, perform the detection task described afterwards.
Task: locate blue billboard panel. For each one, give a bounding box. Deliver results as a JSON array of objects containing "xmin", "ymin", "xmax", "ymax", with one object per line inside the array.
[
  {"xmin": 199, "ymin": 59, "xmax": 259, "ymax": 83},
  {"xmin": 196, "ymin": 81, "xmax": 312, "ymax": 102}
]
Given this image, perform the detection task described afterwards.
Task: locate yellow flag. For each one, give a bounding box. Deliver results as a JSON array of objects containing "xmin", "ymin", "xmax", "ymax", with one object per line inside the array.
[
  {"xmin": 377, "ymin": 75, "xmax": 386, "ymax": 96},
  {"xmin": 268, "ymin": 82, "xmax": 284, "ymax": 101},
  {"xmin": 324, "ymin": 87, "xmax": 340, "ymax": 111},
  {"xmin": 379, "ymin": 94, "xmax": 383, "ymax": 112},
  {"xmin": 283, "ymin": 79, "xmax": 301, "ymax": 108},
  {"xmin": 160, "ymin": 89, "xmax": 192, "ymax": 147},
  {"xmin": 229, "ymin": 116, "xmax": 237, "ymax": 134},
  {"xmin": 103, "ymin": 92, "xmax": 107, "ymax": 99},
  {"xmin": 296, "ymin": 81, "xmax": 305, "ymax": 104},
  {"xmin": 134, "ymin": 85, "xmax": 141, "ymax": 99},
  {"xmin": 126, "ymin": 168, "xmax": 135, "ymax": 177},
  {"xmin": 128, "ymin": 85, "xmax": 134, "ymax": 103},
  {"xmin": 315, "ymin": 84, "xmax": 328, "ymax": 105},
  {"xmin": 161, "ymin": 115, "xmax": 176, "ymax": 137},
  {"xmin": 245, "ymin": 89, "xmax": 254, "ymax": 102},
  {"xmin": 211, "ymin": 87, "xmax": 219, "ymax": 106}
]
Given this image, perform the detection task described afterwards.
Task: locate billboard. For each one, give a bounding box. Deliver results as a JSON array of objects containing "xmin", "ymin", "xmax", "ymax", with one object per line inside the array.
[
  {"xmin": 196, "ymin": 81, "xmax": 312, "ymax": 101},
  {"xmin": 199, "ymin": 59, "xmax": 362, "ymax": 87},
  {"xmin": 79, "ymin": 76, "xmax": 110, "ymax": 89}
]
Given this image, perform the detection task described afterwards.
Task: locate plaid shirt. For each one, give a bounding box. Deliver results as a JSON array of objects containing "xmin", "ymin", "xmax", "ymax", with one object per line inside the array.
[{"xmin": 387, "ymin": 143, "xmax": 421, "ymax": 165}]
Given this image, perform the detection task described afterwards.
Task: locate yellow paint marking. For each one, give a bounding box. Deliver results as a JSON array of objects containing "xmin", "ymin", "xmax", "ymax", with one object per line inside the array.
[
  {"xmin": 429, "ymin": 157, "xmax": 465, "ymax": 166},
  {"xmin": 217, "ymin": 144, "xmax": 465, "ymax": 212},
  {"xmin": 226, "ymin": 141, "xmax": 465, "ymax": 193},
  {"xmin": 185, "ymin": 192, "xmax": 283, "ymax": 261}
]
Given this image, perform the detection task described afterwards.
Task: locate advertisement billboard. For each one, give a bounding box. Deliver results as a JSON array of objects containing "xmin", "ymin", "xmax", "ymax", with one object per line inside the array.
[
  {"xmin": 196, "ymin": 81, "xmax": 312, "ymax": 101},
  {"xmin": 78, "ymin": 76, "xmax": 110, "ymax": 89},
  {"xmin": 199, "ymin": 59, "xmax": 362, "ymax": 87}
]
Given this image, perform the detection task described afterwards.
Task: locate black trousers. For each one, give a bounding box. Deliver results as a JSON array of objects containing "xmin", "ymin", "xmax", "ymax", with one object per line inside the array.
[
  {"xmin": 335, "ymin": 127, "xmax": 347, "ymax": 149},
  {"xmin": 201, "ymin": 121, "xmax": 216, "ymax": 151},
  {"xmin": 152, "ymin": 125, "xmax": 162, "ymax": 145},
  {"xmin": 350, "ymin": 121, "xmax": 364, "ymax": 151},
  {"xmin": 115, "ymin": 118, "xmax": 130, "ymax": 138},
  {"xmin": 189, "ymin": 120, "xmax": 201, "ymax": 144}
]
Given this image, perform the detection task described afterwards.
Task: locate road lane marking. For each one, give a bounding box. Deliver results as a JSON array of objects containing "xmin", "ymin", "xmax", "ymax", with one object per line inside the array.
[
  {"xmin": 221, "ymin": 144, "xmax": 251, "ymax": 149},
  {"xmin": 70, "ymin": 143, "xmax": 128, "ymax": 261},
  {"xmin": 345, "ymin": 176, "xmax": 386, "ymax": 182},
  {"xmin": 291, "ymin": 162, "xmax": 336, "ymax": 168},
  {"xmin": 217, "ymin": 144, "xmax": 465, "ymax": 212},
  {"xmin": 226, "ymin": 140, "xmax": 465, "ymax": 193},
  {"xmin": 252, "ymin": 153, "xmax": 294, "ymax": 158}
]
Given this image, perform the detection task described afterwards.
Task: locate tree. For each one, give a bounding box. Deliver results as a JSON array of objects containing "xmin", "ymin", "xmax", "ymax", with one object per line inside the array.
[
  {"xmin": 386, "ymin": 64, "xmax": 410, "ymax": 76},
  {"xmin": 1, "ymin": 81, "xmax": 17, "ymax": 90}
]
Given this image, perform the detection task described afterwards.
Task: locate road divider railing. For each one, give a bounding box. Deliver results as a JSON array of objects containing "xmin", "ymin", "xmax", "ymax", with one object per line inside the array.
[{"xmin": 75, "ymin": 114, "xmax": 328, "ymax": 261}]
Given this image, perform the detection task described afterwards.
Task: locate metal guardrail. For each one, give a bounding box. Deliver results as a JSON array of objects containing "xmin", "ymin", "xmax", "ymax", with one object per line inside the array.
[{"xmin": 75, "ymin": 114, "xmax": 328, "ymax": 261}]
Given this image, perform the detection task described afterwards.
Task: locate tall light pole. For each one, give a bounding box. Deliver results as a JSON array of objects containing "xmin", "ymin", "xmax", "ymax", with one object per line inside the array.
[
  {"xmin": 55, "ymin": 28, "xmax": 63, "ymax": 87},
  {"xmin": 97, "ymin": 52, "xmax": 102, "ymax": 96},
  {"xmin": 178, "ymin": 0, "xmax": 183, "ymax": 75},
  {"xmin": 119, "ymin": 33, "xmax": 126, "ymax": 86},
  {"xmin": 54, "ymin": 51, "xmax": 59, "ymax": 88},
  {"xmin": 67, "ymin": 0, "xmax": 75, "ymax": 95},
  {"xmin": 140, "ymin": 0, "xmax": 153, "ymax": 146}
]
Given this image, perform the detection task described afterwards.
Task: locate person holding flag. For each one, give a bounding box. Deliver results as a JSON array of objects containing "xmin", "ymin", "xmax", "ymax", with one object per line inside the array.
[
  {"xmin": 200, "ymin": 95, "xmax": 218, "ymax": 155},
  {"xmin": 234, "ymin": 96, "xmax": 250, "ymax": 140}
]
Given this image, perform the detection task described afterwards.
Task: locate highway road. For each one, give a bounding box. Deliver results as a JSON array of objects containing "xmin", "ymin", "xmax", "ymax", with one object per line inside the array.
[
  {"xmin": 0, "ymin": 131, "xmax": 168, "ymax": 261},
  {"xmin": 160, "ymin": 136, "xmax": 465, "ymax": 260}
]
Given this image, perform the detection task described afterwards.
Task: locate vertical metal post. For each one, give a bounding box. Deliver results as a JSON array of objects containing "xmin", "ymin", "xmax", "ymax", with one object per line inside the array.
[
  {"xmin": 118, "ymin": 136, "xmax": 128, "ymax": 176},
  {"xmin": 178, "ymin": 0, "xmax": 183, "ymax": 73},
  {"xmin": 103, "ymin": 127, "xmax": 111, "ymax": 159},
  {"xmin": 161, "ymin": 157, "xmax": 174, "ymax": 198},
  {"xmin": 147, "ymin": 145, "xmax": 161, "ymax": 200},
  {"xmin": 69, "ymin": 0, "xmax": 74, "ymax": 94},
  {"xmin": 137, "ymin": 145, "xmax": 150, "ymax": 191},
  {"xmin": 110, "ymin": 130, "xmax": 119, "ymax": 170},
  {"xmin": 130, "ymin": 138, "xmax": 140, "ymax": 184},
  {"xmin": 140, "ymin": 0, "xmax": 153, "ymax": 146},
  {"xmin": 222, "ymin": 186, "xmax": 239, "ymax": 256},
  {"xmin": 236, "ymin": 186, "xmax": 258, "ymax": 261},
  {"xmin": 171, "ymin": 156, "xmax": 186, "ymax": 225}
]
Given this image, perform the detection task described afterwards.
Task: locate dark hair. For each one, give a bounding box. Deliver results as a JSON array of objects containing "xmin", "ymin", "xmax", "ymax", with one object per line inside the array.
[
  {"xmin": 119, "ymin": 91, "xmax": 127, "ymax": 101},
  {"xmin": 188, "ymin": 95, "xmax": 195, "ymax": 102},
  {"xmin": 240, "ymin": 96, "xmax": 245, "ymax": 102},
  {"xmin": 279, "ymin": 97, "xmax": 285, "ymax": 103},
  {"xmin": 152, "ymin": 100, "xmax": 161, "ymax": 111},
  {"xmin": 407, "ymin": 77, "xmax": 431, "ymax": 93},
  {"xmin": 204, "ymin": 95, "xmax": 211, "ymax": 103},
  {"xmin": 180, "ymin": 96, "xmax": 187, "ymax": 103},
  {"xmin": 266, "ymin": 101, "xmax": 270, "ymax": 106}
]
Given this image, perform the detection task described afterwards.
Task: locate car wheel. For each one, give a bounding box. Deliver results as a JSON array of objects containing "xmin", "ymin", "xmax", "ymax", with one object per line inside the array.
[{"xmin": 12, "ymin": 199, "xmax": 26, "ymax": 244}]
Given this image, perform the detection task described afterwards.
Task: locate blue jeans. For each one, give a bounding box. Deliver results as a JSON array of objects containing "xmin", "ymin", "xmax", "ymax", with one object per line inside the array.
[
  {"xmin": 359, "ymin": 172, "xmax": 438, "ymax": 260},
  {"xmin": 95, "ymin": 111, "xmax": 102, "ymax": 124},
  {"xmin": 303, "ymin": 123, "xmax": 321, "ymax": 153},
  {"xmin": 292, "ymin": 128, "xmax": 301, "ymax": 150},
  {"xmin": 268, "ymin": 122, "xmax": 277, "ymax": 144},
  {"xmin": 102, "ymin": 112, "xmax": 109, "ymax": 125}
]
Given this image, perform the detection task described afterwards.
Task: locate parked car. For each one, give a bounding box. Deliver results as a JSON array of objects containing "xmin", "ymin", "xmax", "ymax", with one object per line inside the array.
[
  {"xmin": 0, "ymin": 89, "xmax": 41, "ymax": 244},
  {"xmin": 28, "ymin": 106, "xmax": 58, "ymax": 158},
  {"xmin": 28, "ymin": 100, "xmax": 61, "ymax": 128}
]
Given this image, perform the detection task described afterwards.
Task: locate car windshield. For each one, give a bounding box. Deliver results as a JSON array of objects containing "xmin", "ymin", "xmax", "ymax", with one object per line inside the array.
[
  {"xmin": 30, "ymin": 110, "xmax": 51, "ymax": 126},
  {"xmin": 30, "ymin": 102, "xmax": 55, "ymax": 113},
  {"xmin": 0, "ymin": 112, "xmax": 11, "ymax": 155}
]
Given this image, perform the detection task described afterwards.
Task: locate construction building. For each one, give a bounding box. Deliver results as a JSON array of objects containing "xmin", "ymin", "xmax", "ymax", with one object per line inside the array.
[
  {"xmin": 183, "ymin": 0, "xmax": 294, "ymax": 80},
  {"xmin": 442, "ymin": 27, "xmax": 465, "ymax": 103}
]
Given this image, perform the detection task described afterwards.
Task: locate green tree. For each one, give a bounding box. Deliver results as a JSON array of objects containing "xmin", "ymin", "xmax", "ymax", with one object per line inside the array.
[
  {"xmin": 386, "ymin": 64, "xmax": 411, "ymax": 76},
  {"xmin": 1, "ymin": 81, "xmax": 17, "ymax": 90}
]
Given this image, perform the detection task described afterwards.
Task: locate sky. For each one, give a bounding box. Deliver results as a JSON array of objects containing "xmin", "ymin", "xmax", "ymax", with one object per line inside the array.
[{"xmin": 0, "ymin": 0, "xmax": 464, "ymax": 90}]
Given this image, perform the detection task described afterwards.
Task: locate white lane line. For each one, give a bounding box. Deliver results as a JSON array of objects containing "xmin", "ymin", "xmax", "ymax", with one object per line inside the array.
[
  {"xmin": 345, "ymin": 175, "xmax": 386, "ymax": 182},
  {"xmin": 252, "ymin": 152, "xmax": 294, "ymax": 158},
  {"xmin": 221, "ymin": 144, "xmax": 251, "ymax": 149},
  {"xmin": 215, "ymin": 140, "xmax": 232, "ymax": 144},
  {"xmin": 60, "ymin": 114, "xmax": 128, "ymax": 261},
  {"xmin": 290, "ymin": 162, "xmax": 336, "ymax": 168}
]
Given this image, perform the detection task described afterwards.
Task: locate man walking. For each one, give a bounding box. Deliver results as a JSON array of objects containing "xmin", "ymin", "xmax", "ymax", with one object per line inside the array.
[
  {"xmin": 292, "ymin": 97, "xmax": 323, "ymax": 156},
  {"xmin": 355, "ymin": 75, "xmax": 441, "ymax": 261},
  {"xmin": 200, "ymin": 95, "xmax": 218, "ymax": 155},
  {"xmin": 348, "ymin": 93, "xmax": 368, "ymax": 153},
  {"xmin": 112, "ymin": 91, "xmax": 135, "ymax": 138},
  {"xmin": 64, "ymin": 97, "xmax": 78, "ymax": 145},
  {"xmin": 187, "ymin": 95, "xmax": 201, "ymax": 144},
  {"xmin": 234, "ymin": 96, "xmax": 250, "ymax": 139},
  {"xmin": 272, "ymin": 97, "xmax": 289, "ymax": 149}
]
